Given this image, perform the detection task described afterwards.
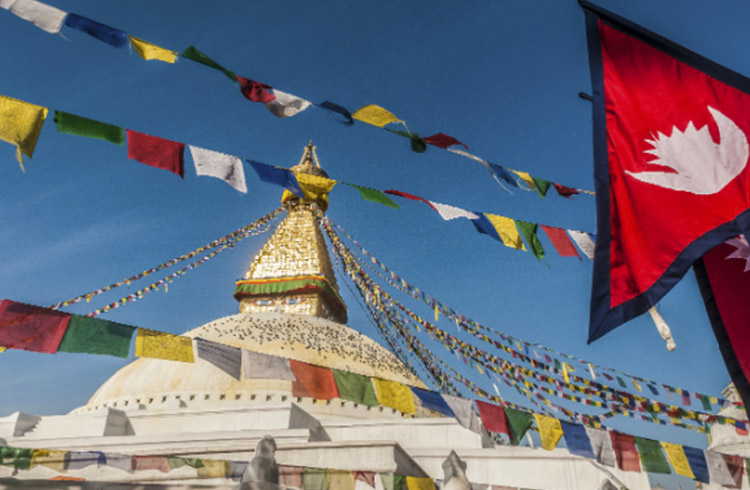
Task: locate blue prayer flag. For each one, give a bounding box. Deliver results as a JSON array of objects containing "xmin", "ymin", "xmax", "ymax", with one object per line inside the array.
[
  {"xmin": 65, "ymin": 14, "xmax": 129, "ymax": 48},
  {"xmin": 410, "ymin": 387, "xmax": 455, "ymax": 417},
  {"xmin": 682, "ymin": 446, "xmax": 710, "ymax": 483},
  {"xmin": 470, "ymin": 213, "xmax": 501, "ymax": 242},
  {"xmin": 488, "ymin": 163, "xmax": 519, "ymax": 188},
  {"xmin": 246, "ymin": 159, "xmax": 303, "ymax": 197},
  {"xmin": 560, "ymin": 421, "xmax": 595, "ymax": 459},
  {"xmin": 319, "ymin": 101, "xmax": 354, "ymax": 125}
]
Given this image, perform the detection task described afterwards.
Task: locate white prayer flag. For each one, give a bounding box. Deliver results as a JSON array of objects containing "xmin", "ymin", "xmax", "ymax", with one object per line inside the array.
[
  {"xmin": 9, "ymin": 0, "xmax": 66, "ymax": 33},
  {"xmin": 264, "ymin": 89, "xmax": 312, "ymax": 118},
  {"xmin": 567, "ymin": 230, "xmax": 595, "ymax": 259},
  {"xmin": 0, "ymin": 0, "xmax": 18, "ymax": 9},
  {"xmin": 189, "ymin": 145, "xmax": 247, "ymax": 193},
  {"xmin": 427, "ymin": 201, "xmax": 479, "ymax": 221},
  {"xmin": 705, "ymin": 451, "xmax": 735, "ymax": 487}
]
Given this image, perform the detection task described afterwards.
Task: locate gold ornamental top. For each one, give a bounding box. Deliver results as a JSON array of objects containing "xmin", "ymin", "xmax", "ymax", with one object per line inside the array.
[{"xmin": 234, "ymin": 143, "xmax": 347, "ymax": 323}]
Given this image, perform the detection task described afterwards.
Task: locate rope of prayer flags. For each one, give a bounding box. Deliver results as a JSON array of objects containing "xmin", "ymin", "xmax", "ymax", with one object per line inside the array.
[
  {"xmin": 326, "ymin": 219, "xmax": 737, "ymax": 411},
  {"xmin": 0, "ymin": 1, "xmax": 592, "ymax": 197}
]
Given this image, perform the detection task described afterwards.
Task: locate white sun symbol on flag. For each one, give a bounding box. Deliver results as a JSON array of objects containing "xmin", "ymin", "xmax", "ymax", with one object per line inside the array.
[{"xmin": 725, "ymin": 235, "xmax": 750, "ymax": 272}]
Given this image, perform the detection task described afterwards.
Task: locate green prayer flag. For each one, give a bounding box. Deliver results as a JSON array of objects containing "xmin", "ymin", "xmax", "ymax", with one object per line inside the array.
[
  {"xmin": 168, "ymin": 456, "xmax": 204, "ymax": 470},
  {"xmin": 332, "ymin": 369, "xmax": 379, "ymax": 406},
  {"xmin": 616, "ymin": 376, "xmax": 627, "ymax": 388},
  {"xmin": 380, "ymin": 474, "xmax": 405, "ymax": 490},
  {"xmin": 633, "ymin": 436, "xmax": 671, "ymax": 474},
  {"xmin": 57, "ymin": 315, "xmax": 136, "ymax": 358},
  {"xmin": 180, "ymin": 46, "xmax": 237, "ymax": 82},
  {"xmin": 700, "ymin": 395, "xmax": 712, "ymax": 411},
  {"xmin": 303, "ymin": 468, "xmax": 327, "ymax": 490},
  {"xmin": 346, "ymin": 183, "xmax": 400, "ymax": 208},
  {"xmin": 531, "ymin": 177, "xmax": 551, "ymax": 198},
  {"xmin": 554, "ymin": 359, "xmax": 561, "ymax": 371},
  {"xmin": 54, "ymin": 111, "xmax": 125, "ymax": 145},
  {"xmin": 515, "ymin": 220, "xmax": 545, "ymax": 260},
  {"xmin": 385, "ymin": 128, "xmax": 426, "ymax": 153},
  {"xmin": 0, "ymin": 447, "xmax": 32, "ymax": 470},
  {"xmin": 505, "ymin": 407, "xmax": 534, "ymax": 445}
]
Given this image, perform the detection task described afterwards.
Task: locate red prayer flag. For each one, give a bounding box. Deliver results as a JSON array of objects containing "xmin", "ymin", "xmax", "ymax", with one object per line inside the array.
[
  {"xmin": 289, "ymin": 360, "xmax": 339, "ymax": 400},
  {"xmin": 474, "ymin": 400, "xmax": 509, "ymax": 435},
  {"xmin": 723, "ymin": 453, "xmax": 744, "ymax": 489},
  {"xmin": 383, "ymin": 190, "xmax": 436, "ymax": 211},
  {"xmin": 126, "ymin": 130, "xmax": 185, "ymax": 177},
  {"xmin": 0, "ymin": 300, "xmax": 71, "ymax": 353},
  {"xmin": 132, "ymin": 455, "xmax": 169, "ymax": 473},
  {"xmin": 540, "ymin": 225, "xmax": 581, "ymax": 260},
  {"xmin": 354, "ymin": 471, "xmax": 376, "ymax": 488},
  {"xmin": 422, "ymin": 133, "xmax": 468, "ymax": 150},
  {"xmin": 236, "ymin": 75, "xmax": 276, "ymax": 103},
  {"xmin": 609, "ymin": 431, "xmax": 641, "ymax": 472},
  {"xmin": 552, "ymin": 183, "xmax": 579, "ymax": 198},
  {"xmin": 582, "ymin": 2, "xmax": 750, "ymax": 342}
]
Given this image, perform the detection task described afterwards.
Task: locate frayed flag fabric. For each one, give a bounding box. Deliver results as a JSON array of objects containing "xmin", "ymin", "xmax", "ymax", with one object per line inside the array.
[{"xmin": 581, "ymin": 1, "xmax": 750, "ymax": 342}]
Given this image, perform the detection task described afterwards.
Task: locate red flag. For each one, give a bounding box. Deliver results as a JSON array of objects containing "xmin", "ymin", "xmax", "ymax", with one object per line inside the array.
[
  {"xmin": 383, "ymin": 190, "xmax": 436, "ymax": 211},
  {"xmin": 552, "ymin": 183, "xmax": 579, "ymax": 199},
  {"xmin": 0, "ymin": 300, "xmax": 71, "ymax": 353},
  {"xmin": 236, "ymin": 75, "xmax": 276, "ymax": 103},
  {"xmin": 540, "ymin": 225, "xmax": 581, "ymax": 259},
  {"xmin": 126, "ymin": 130, "xmax": 185, "ymax": 177},
  {"xmin": 695, "ymin": 237, "xmax": 750, "ymax": 407},
  {"xmin": 582, "ymin": 2, "xmax": 750, "ymax": 342},
  {"xmin": 609, "ymin": 431, "xmax": 641, "ymax": 472},
  {"xmin": 474, "ymin": 400, "xmax": 509, "ymax": 436},
  {"xmin": 289, "ymin": 360, "xmax": 339, "ymax": 400},
  {"xmin": 422, "ymin": 133, "xmax": 468, "ymax": 150}
]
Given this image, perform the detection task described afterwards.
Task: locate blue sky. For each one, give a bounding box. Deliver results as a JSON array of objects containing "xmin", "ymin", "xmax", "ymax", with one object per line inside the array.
[{"xmin": 2, "ymin": 1, "xmax": 750, "ymax": 487}]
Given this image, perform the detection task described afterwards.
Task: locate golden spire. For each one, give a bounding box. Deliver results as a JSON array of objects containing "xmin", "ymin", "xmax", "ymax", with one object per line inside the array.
[{"xmin": 234, "ymin": 143, "xmax": 347, "ymax": 323}]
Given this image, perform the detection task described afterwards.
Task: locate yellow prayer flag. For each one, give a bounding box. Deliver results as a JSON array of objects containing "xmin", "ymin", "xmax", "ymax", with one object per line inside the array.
[
  {"xmin": 406, "ymin": 477, "xmax": 435, "ymax": 490},
  {"xmin": 661, "ymin": 442, "xmax": 695, "ymax": 479},
  {"xmin": 352, "ymin": 104, "xmax": 401, "ymax": 128},
  {"xmin": 513, "ymin": 170, "xmax": 536, "ymax": 190},
  {"xmin": 327, "ymin": 470, "xmax": 355, "ymax": 490},
  {"xmin": 373, "ymin": 377, "xmax": 416, "ymax": 414},
  {"xmin": 129, "ymin": 36, "xmax": 178, "ymax": 63},
  {"xmin": 631, "ymin": 380, "xmax": 642, "ymax": 392},
  {"xmin": 0, "ymin": 94, "xmax": 48, "ymax": 168},
  {"xmin": 31, "ymin": 449, "xmax": 66, "ymax": 472},
  {"xmin": 484, "ymin": 214, "xmax": 527, "ymax": 251},
  {"xmin": 534, "ymin": 414, "xmax": 563, "ymax": 450},
  {"xmin": 434, "ymin": 304, "xmax": 439, "ymax": 322},
  {"xmin": 0, "ymin": 347, "xmax": 5, "ymax": 353},
  {"xmin": 561, "ymin": 362, "xmax": 575, "ymax": 384},
  {"xmin": 196, "ymin": 459, "xmax": 229, "ymax": 478},
  {"xmin": 135, "ymin": 328, "xmax": 194, "ymax": 363}
]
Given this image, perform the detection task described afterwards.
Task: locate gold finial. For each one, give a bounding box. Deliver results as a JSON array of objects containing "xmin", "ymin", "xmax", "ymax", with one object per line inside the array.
[{"xmin": 282, "ymin": 142, "xmax": 334, "ymax": 212}]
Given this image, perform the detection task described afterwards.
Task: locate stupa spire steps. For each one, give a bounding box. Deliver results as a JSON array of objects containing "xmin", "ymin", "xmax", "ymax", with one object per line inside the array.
[{"xmin": 234, "ymin": 143, "xmax": 347, "ymax": 323}]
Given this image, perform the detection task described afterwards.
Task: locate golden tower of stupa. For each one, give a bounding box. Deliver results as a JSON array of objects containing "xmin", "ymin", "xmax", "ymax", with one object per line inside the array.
[{"xmin": 234, "ymin": 142, "xmax": 347, "ymax": 324}]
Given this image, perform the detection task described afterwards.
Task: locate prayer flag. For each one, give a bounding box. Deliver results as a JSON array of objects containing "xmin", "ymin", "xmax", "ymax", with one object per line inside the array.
[
  {"xmin": 333, "ymin": 369, "xmax": 378, "ymax": 406},
  {"xmin": 290, "ymin": 360, "xmax": 339, "ymax": 400},
  {"xmin": 567, "ymin": 230, "xmax": 595, "ymax": 260},
  {"xmin": 374, "ymin": 377, "xmax": 416, "ymax": 413},
  {"xmin": 352, "ymin": 104, "xmax": 401, "ymax": 128},
  {"xmin": 633, "ymin": 437, "xmax": 670, "ymax": 474},
  {"xmin": 264, "ymin": 89, "xmax": 312, "ymax": 118},
  {"xmin": 410, "ymin": 387, "xmax": 455, "ymax": 416},
  {"xmin": 31, "ymin": 449, "xmax": 66, "ymax": 471},
  {"xmin": 328, "ymin": 470, "xmax": 356, "ymax": 490},
  {"xmin": 132, "ymin": 455, "xmax": 169, "ymax": 473},
  {"xmin": 0, "ymin": 94, "xmax": 48, "ymax": 167},
  {"xmin": 722, "ymin": 454, "xmax": 744, "ymax": 489},
  {"xmin": 660, "ymin": 442, "xmax": 695, "ymax": 479},
  {"xmin": 487, "ymin": 164, "xmax": 519, "ymax": 189},
  {"xmin": 189, "ymin": 145, "xmax": 247, "ymax": 193},
  {"xmin": 480, "ymin": 214, "xmax": 526, "ymax": 251},
  {"xmin": 236, "ymin": 76, "xmax": 275, "ymax": 103},
  {"xmin": 560, "ymin": 421, "xmax": 595, "ymax": 459},
  {"xmin": 513, "ymin": 171, "xmax": 535, "ymax": 190},
  {"xmin": 319, "ymin": 101, "xmax": 354, "ymax": 125},
  {"xmin": 247, "ymin": 159, "xmax": 303, "ymax": 197},
  {"xmin": 516, "ymin": 221, "xmax": 545, "ymax": 260},
  {"xmin": 422, "ymin": 133, "xmax": 468, "ymax": 150},
  {"xmin": 0, "ymin": 447, "xmax": 32, "ymax": 470},
  {"xmin": 129, "ymin": 36, "xmax": 177, "ymax": 63},
  {"xmin": 196, "ymin": 337, "xmax": 242, "ymax": 380},
  {"xmin": 103, "ymin": 453, "xmax": 132, "ymax": 472},
  {"xmin": 384, "ymin": 190, "xmax": 436, "ymax": 210},
  {"xmin": 442, "ymin": 395, "xmax": 483, "ymax": 434},
  {"xmin": 553, "ymin": 183, "xmax": 579, "ymax": 199},
  {"xmin": 694, "ymin": 237, "xmax": 750, "ymax": 407},
  {"xmin": 0, "ymin": 300, "xmax": 70, "ymax": 353},
  {"xmin": 346, "ymin": 184, "xmax": 399, "ymax": 208},
  {"xmin": 531, "ymin": 177, "xmax": 551, "ymax": 198},
  {"xmin": 474, "ymin": 400, "xmax": 509, "ymax": 436},
  {"xmin": 54, "ymin": 111, "xmax": 124, "ymax": 145},
  {"xmin": 427, "ymin": 201, "xmax": 478, "ymax": 221},
  {"xmin": 303, "ymin": 468, "xmax": 327, "ymax": 490},
  {"xmin": 609, "ymin": 431, "xmax": 640, "ymax": 472},
  {"xmin": 406, "ymin": 477, "xmax": 435, "ymax": 490},
  {"xmin": 64, "ymin": 451, "xmax": 105, "ymax": 470},
  {"xmin": 126, "ymin": 130, "xmax": 185, "ymax": 177},
  {"xmin": 534, "ymin": 414, "xmax": 563, "ymax": 450},
  {"xmin": 585, "ymin": 427, "xmax": 616, "ymax": 467},
  {"xmin": 242, "ymin": 349, "xmax": 296, "ymax": 380},
  {"xmin": 134, "ymin": 328, "xmax": 194, "ymax": 363},
  {"xmin": 279, "ymin": 465, "xmax": 304, "ymax": 488},
  {"xmin": 541, "ymin": 225, "xmax": 581, "ymax": 259},
  {"xmin": 0, "ymin": 0, "xmax": 15, "ymax": 8},
  {"xmin": 65, "ymin": 13, "xmax": 128, "ymax": 48},
  {"xmin": 354, "ymin": 471, "xmax": 376, "ymax": 489},
  {"xmin": 167, "ymin": 456, "xmax": 204, "ymax": 470},
  {"xmin": 683, "ymin": 447, "xmax": 710, "ymax": 483},
  {"xmin": 180, "ymin": 46, "xmax": 237, "ymax": 82},
  {"xmin": 57, "ymin": 315, "xmax": 135, "ymax": 358},
  {"xmin": 229, "ymin": 461, "xmax": 248, "ymax": 481},
  {"xmin": 8, "ymin": 0, "xmax": 66, "ymax": 34},
  {"xmin": 197, "ymin": 460, "xmax": 229, "ymax": 479},
  {"xmin": 706, "ymin": 450, "xmax": 737, "ymax": 487},
  {"xmin": 380, "ymin": 474, "xmax": 405, "ymax": 490},
  {"xmin": 504, "ymin": 407, "xmax": 533, "ymax": 445},
  {"xmin": 581, "ymin": 1, "xmax": 750, "ymax": 342}
]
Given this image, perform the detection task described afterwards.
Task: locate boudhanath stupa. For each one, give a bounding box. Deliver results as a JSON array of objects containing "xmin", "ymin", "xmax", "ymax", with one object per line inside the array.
[{"xmin": 0, "ymin": 144, "xmax": 663, "ymax": 489}]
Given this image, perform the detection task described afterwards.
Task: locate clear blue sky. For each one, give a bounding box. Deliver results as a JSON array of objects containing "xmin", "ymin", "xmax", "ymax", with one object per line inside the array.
[{"xmin": 2, "ymin": 1, "xmax": 749, "ymax": 487}]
